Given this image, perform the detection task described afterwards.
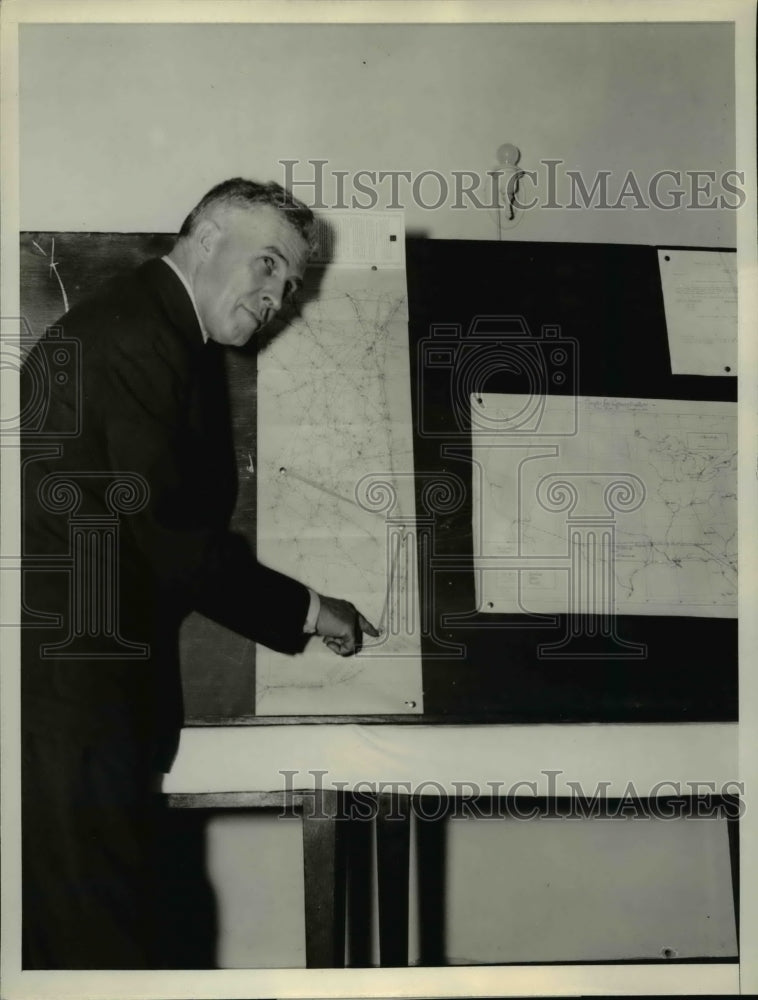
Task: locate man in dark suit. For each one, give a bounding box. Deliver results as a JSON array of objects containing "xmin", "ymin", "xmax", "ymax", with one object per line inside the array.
[{"xmin": 21, "ymin": 178, "xmax": 378, "ymax": 968}]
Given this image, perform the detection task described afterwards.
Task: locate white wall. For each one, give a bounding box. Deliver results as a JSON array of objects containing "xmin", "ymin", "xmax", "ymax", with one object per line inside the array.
[
  {"xmin": 440, "ymin": 813, "xmax": 735, "ymax": 964},
  {"xmin": 206, "ymin": 814, "xmax": 305, "ymax": 968},
  {"xmin": 18, "ymin": 20, "xmax": 738, "ymax": 968},
  {"xmin": 20, "ymin": 22, "xmax": 736, "ymax": 246}
]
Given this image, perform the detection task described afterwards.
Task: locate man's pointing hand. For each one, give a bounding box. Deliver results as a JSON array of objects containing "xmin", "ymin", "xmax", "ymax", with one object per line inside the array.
[{"xmin": 315, "ymin": 594, "xmax": 381, "ymax": 656}]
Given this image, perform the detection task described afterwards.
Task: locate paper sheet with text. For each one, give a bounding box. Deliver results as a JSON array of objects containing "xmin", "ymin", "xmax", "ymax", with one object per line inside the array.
[{"xmin": 658, "ymin": 249, "xmax": 737, "ymax": 376}]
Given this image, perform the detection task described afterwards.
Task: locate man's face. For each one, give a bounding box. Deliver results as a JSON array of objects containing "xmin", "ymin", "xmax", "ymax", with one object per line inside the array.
[{"xmin": 192, "ymin": 204, "xmax": 309, "ymax": 347}]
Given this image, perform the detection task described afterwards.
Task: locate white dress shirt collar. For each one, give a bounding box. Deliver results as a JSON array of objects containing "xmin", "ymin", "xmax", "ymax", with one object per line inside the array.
[{"xmin": 162, "ymin": 255, "xmax": 209, "ymax": 343}]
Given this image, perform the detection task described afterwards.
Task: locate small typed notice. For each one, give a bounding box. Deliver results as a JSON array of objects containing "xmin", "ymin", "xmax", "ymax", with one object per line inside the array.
[{"xmin": 658, "ymin": 249, "xmax": 737, "ymax": 377}]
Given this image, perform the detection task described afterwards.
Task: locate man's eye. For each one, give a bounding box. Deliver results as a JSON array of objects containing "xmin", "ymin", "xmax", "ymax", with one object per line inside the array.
[{"xmin": 262, "ymin": 256, "xmax": 275, "ymax": 274}]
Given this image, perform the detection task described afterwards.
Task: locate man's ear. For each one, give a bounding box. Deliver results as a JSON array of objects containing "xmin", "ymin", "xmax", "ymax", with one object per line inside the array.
[{"xmin": 195, "ymin": 218, "xmax": 221, "ymax": 259}]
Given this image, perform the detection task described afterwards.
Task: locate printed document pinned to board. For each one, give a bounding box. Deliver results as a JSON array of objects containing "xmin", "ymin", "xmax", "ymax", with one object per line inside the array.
[{"xmin": 657, "ymin": 249, "xmax": 737, "ymax": 376}]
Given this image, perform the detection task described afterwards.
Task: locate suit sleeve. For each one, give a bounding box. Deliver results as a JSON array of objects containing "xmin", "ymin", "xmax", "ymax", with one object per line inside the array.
[{"xmin": 102, "ymin": 330, "xmax": 310, "ymax": 654}]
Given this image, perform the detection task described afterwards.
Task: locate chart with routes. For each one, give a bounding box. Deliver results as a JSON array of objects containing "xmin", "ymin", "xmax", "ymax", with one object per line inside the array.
[
  {"xmin": 473, "ymin": 393, "xmax": 737, "ymax": 619},
  {"xmin": 256, "ymin": 214, "xmax": 424, "ymax": 715}
]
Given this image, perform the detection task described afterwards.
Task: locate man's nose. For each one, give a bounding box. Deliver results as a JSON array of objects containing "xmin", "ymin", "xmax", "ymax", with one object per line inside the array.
[{"xmin": 261, "ymin": 277, "xmax": 286, "ymax": 314}]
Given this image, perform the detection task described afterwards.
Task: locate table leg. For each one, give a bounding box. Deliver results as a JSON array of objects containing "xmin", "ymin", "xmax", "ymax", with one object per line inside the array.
[
  {"xmin": 415, "ymin": 800, "xmax": 448, "ymax": 966},
  {"xmin": 302, "ymin": 789, "xmax": 346, "ymax": 968},
  {"xmin": 345, "ymin": 796, "xmax": 373, "ymax": 967},
  {"xmin": 376, "ymin": 792, "xmax": 410, "ymax": 966}
]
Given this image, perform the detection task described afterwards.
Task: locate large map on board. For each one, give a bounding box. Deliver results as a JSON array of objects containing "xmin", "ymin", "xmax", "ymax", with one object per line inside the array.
[
  {"xmin": 473, "ymin": 394, "xmax": 737, "ymax": 618},
  {"xmin": 256, "ymin": 238, "xmax": 423, "ymax": 715}
]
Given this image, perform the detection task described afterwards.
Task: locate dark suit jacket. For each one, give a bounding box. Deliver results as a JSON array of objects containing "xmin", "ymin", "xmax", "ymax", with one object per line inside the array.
[{"xmin": 21, "ymin": 258, "xmax": 309, "ymax": 768}]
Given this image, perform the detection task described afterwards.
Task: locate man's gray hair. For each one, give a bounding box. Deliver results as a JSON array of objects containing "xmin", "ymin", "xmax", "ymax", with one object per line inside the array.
[{"xmin": 178, "ymin": 178, "xmax": 316, "ymax": 253}]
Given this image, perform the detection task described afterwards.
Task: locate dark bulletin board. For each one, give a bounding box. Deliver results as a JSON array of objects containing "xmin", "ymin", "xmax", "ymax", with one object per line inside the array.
[
  {"xmin": 19, "ymin": 234, "xmax": 737, "ymax": 725},
  {"xmin": 405, "ymin": 237, "xmax": 737, "ymax": 723}
]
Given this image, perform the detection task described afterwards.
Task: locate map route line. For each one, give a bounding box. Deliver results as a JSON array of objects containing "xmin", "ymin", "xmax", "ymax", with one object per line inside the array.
[
  {"xmin": 32, "ymin": 236, "xmax": 70, "ymax": 313},
  {"xmin": 276, "ymin": 465, "xmax": 403, "ymax": 639},
  {"xmin": 278, "ymin": 466, "xmax": 384, "ymax": 518},
  {"xmin": 376, "ymin": 524, "xmax": 410, "ymax": 638}
]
